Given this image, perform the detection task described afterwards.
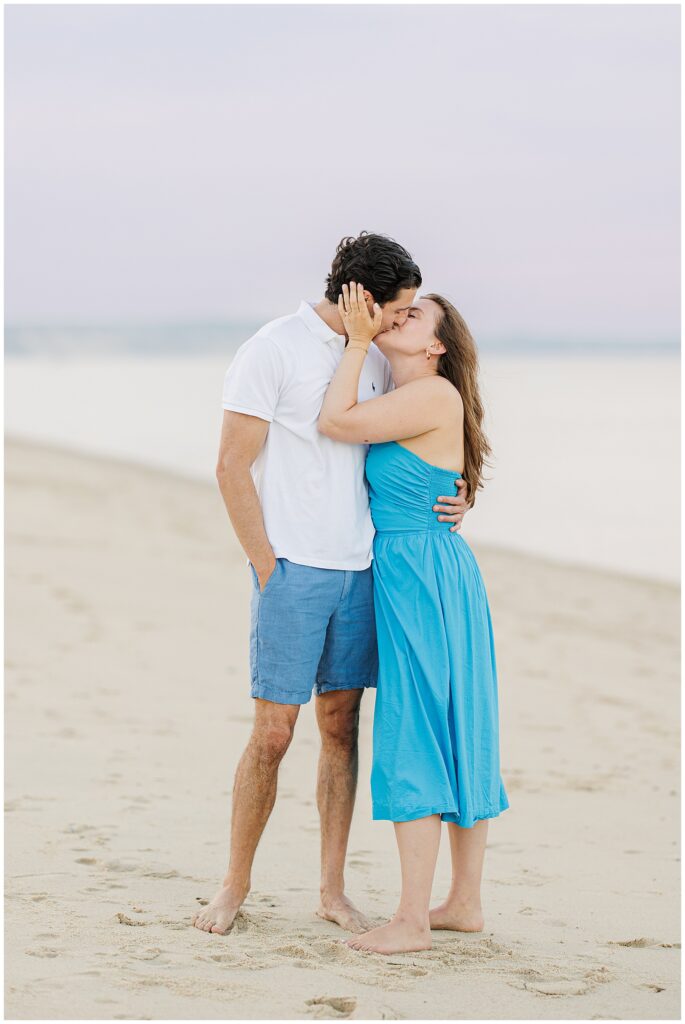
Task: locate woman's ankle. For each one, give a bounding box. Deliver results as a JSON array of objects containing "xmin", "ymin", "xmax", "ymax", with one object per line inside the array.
[
  {"xmin": 392, "ymin": 909, "xmax": 431, "ymax": 933},
  {"xmin": 443, "ymin": 889, "xmax": 482, "ymax": 910}
]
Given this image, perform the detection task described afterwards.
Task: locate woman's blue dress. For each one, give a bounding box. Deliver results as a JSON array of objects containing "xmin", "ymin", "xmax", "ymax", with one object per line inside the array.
[{"xmin": 365, "ymin": 440, "xmax": 510, "ymax": 828}]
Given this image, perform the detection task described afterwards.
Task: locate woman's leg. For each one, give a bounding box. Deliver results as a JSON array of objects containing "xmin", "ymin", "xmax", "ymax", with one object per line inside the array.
[
  {"xmin": 429, "ymin": 819, "xmax": 488, "ymax": 931},
  {"xmin": 346, "ymin": 814, "xmax": 442, "ymax": 954}
]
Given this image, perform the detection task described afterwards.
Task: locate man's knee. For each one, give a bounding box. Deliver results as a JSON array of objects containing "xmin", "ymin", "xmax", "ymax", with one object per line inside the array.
[
  {"xmin": 251, "ymin": 702, "xmax": 298, "ymax": 763},
  {"xmin": 317, "ymin": 691, "xmax": 361, "ymax": 748}
]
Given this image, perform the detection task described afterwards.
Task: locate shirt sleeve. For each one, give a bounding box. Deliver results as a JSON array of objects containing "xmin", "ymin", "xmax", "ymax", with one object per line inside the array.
[{"xmin": 221, "ymin": 334, "xmax": 286, "ymax": 422}]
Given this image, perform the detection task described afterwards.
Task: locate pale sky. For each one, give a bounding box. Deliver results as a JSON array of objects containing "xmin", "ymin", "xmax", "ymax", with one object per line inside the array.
[{"xmin": 5, "ymin": 4, "xmax": 681, "ymax": 341}]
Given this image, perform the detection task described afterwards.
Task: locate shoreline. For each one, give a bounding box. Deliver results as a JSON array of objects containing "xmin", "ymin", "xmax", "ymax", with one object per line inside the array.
[
  {"xmin": 5, "ymin": 432, "xmax": 679, "ymax": 592},
  {"xmin": 5, "ymin": 436, "xmax": 680, "ymax": 1020},
  {"xmin": 5, "ymin": 346, "xmax": 680, "ymax": 584}
]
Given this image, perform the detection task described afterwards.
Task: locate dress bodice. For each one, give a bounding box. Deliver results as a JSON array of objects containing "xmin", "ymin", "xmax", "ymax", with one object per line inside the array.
[{"xmin": 365, "ymin": 440, "xmax": 463, "ymax": 534}]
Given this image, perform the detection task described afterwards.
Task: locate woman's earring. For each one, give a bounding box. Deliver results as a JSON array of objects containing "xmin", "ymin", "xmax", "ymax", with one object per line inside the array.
[{"xmin": 426, "ymin": 350, "xmax": 431, "ymax": 360}]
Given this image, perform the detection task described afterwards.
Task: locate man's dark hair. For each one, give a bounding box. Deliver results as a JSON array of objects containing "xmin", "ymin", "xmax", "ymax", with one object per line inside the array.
[{"xmin": 324, "ymin": 232, "xmax": 422, "ymax": 306}]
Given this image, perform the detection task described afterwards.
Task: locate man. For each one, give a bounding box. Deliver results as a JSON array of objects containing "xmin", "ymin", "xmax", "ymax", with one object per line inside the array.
[{"xmin": 192, "ymin": 233, "xmax": 470, "ymax": 936}]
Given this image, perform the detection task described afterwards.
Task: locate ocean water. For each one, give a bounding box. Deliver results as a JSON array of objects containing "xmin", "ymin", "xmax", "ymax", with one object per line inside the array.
[{"xmin": 4, "ymin": 337, "xmax": 680, "ymax": 584}]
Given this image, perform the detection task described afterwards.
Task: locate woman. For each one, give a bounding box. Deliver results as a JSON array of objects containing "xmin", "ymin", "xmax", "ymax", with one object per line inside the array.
[{"xmin": 318, "ymin": 282, "xmax": 510, "ymax": 955}]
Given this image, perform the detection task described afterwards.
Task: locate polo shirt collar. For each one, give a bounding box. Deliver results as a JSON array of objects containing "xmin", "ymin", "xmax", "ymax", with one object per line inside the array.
[{"xmin": 297, "ymin": 300, "xmax": 345, "ymax": 345}]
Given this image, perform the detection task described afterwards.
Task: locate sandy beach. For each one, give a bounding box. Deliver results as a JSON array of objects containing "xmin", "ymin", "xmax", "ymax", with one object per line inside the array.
[{"xmin": 5, "ymin": 437, "xmax": 680, "ymax": 1020}]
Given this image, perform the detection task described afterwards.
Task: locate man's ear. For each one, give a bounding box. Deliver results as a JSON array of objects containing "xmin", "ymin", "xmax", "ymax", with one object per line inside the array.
[{"xmin": 363, "ymin": 290, "xmax": 376, "ymax": 314}]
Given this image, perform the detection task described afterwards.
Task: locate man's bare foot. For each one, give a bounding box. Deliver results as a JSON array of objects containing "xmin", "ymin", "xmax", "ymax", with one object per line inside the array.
[
  {"xmin": 191, "ymin": 885, "xmax": 246, "ymax": 935},
  {"xmin": 429, "ymin": 898, "xmax": 484, "ymax": 932},
  {"xmin": 346, "ymin": 917, "xmax": 431, "ymax": 954},
  {"xmin": 316, "ymin": 893, "xmax": 372, "ymax": 933}
]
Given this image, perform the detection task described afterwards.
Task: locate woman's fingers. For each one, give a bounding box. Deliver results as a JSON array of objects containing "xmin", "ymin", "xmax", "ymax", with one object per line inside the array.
[
  {"xmin": 339, "ymin": 282, "xmax": 380, "ymax": 340},
  {"xmin": 434, "ymin": 497, "xmax": 467, "ymax": 510},
  {"xmin": 372, "ymin": 301, "xmax": 383, "ymax": 332}
]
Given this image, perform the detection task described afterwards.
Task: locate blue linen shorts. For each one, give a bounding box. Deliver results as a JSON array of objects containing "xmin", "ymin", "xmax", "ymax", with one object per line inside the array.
[{"xmin": 248, "ymin": 558, "xmax": 378, "ymax": 705}]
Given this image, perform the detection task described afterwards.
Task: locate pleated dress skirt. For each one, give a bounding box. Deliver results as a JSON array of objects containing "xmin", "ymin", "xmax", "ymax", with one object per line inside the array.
[{"xmin": 365, "ymin": 440, "xmax": 510, "ymax": 829}]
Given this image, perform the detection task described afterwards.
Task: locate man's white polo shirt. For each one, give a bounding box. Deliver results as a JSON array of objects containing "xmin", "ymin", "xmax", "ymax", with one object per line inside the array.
[{"xmin": 221, "ymin": 300, "xmax": 393, "ymax": 570}]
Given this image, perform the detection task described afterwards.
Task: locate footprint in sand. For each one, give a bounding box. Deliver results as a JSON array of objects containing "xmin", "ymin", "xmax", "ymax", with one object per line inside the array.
[
  {"xmin": 207, "ymin": 952, "xmax": 244, "ymax": 966},
  {"xmin": 310, "ymin": 938, "xmax": 356, "ymax": 963},
  {"xmin": 103, "ymin": 859, "xmax": 137, "ymax": 873},
  {"xmin": 158, "ymin": 917, "xmax": 189, "ymax": 932},
  {"xmin": 140, "ymin": 866, "xmax": 180, "ymax": 879},
  {"xmin": 129, "ymin": 947, "xmax": 167, "ymax": 962},
  {"xmin": 608, "ymin": 937, "xmax": 680, "ymax": 949},
  {"xmin": 305, "ymin": 996, "xmax": 357, "ymax": 1019},
  {"xmin": 273, "ymin": 943, "xmax": 316, "ymax": 965},
  {"xmin": 584, "ymin": 966, "xmax": 613, "ymax": 984},
  {"xmin": 385, "ymin": 962, "xmax": 428, "ymax": 977},
  {"xmin": 524, "ymin": 979, "xmax": 590, "ymax": 997},
  {"xmin": 115, "ymin": 913, "xmax": 147, "ymax": 927}
]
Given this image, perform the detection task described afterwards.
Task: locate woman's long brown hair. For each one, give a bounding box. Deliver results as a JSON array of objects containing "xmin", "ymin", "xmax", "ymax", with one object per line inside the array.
[{"xmin": 424, "ymin": 293, "xmax": 492, "ymax": 508}]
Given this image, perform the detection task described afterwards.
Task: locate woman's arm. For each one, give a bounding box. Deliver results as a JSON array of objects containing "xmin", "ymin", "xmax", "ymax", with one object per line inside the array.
[
  {"xmin": 319, "ymin": 370, "xmax": 455, "ymax": 444},
  {"xmin": 318, "ymin": 282, "xmax": 454, "ymax": 444}
]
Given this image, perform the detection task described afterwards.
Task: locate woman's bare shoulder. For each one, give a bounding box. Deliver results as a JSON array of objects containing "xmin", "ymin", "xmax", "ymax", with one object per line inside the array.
[{"xmin": 403, "ymin": 374, "xmax": 463, "ymax": 411}]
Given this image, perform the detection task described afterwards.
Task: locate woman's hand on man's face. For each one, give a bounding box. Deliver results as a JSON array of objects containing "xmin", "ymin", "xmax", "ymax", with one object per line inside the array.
[{"xmin": 338, "ymin": 281, "xmax": 383, "ymax": 347}]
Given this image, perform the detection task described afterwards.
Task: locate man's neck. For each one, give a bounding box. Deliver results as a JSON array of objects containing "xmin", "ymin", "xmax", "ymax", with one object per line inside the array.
[{"xmin": 312, "ymin": 298, "xmax": 346, "ymax": 338}]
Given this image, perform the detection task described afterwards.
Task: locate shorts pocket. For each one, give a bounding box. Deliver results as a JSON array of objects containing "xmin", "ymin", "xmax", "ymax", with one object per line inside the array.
[{"xmin": 250, "ymin": 558, "xmax": 281, "ymax": 595}]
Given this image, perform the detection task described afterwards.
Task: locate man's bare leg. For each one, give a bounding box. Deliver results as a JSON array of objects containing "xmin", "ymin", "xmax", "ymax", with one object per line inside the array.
[
  {"xmin": 192, "ymin": 697, "xmax": 300, "ymax": 935},
  {"xmin": 314, "ymin": 688, "xmax": 371, "ymax": 933},
  {"xmin": 429, "ymin": 819, "xmax": 488, "ymax": 932}
]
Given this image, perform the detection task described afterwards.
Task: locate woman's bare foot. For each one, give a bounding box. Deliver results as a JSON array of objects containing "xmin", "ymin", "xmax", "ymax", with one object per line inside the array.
[
  {"xmin": 429, "ymin": 898, "xmax": 484, "ymax": 932},
  {"xmin": 191, "ymin": 884, "xmax": 247, "ymax": 935},
  {"xmin": 316, "ymin": 893, "xmax": 372, "ymax": 933},
  {"xmin": 346, "ymin": 917, "xmax": 432, "ymax": 954}
]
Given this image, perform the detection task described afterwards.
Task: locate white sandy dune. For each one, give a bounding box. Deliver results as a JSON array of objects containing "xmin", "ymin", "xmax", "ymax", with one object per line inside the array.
[{"xmin": 4, "ymin": 438, "xmax": 680, "ymax": 1020}]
